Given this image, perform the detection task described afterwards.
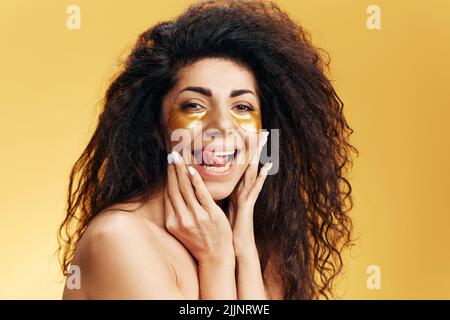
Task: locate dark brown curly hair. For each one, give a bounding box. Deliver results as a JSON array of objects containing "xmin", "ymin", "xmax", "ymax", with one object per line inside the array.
[{"xmin": 58, "ymin": 0, "xmax": 358, "ymax": 299}]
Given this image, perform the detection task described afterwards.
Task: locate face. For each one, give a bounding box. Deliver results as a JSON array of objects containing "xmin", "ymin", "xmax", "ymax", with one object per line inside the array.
[{"xmin": 162, "ymin": 58, "xmax": 263, "ymax": 200}]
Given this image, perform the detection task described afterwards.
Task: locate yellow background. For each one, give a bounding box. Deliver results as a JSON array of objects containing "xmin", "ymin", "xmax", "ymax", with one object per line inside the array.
[{"xmin": 1, "ymin": 0, "xmax": 449, "ymax": 299}]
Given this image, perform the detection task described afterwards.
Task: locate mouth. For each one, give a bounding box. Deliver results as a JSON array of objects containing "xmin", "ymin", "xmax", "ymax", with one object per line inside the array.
[{"xmin": 192, "ymin": 148, "xmax": 240, "ymax": 175}]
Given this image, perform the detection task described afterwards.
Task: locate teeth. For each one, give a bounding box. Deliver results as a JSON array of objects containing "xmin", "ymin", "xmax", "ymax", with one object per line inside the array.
[
  {"xmin": 202, "ymin": 161, "xmax": 232, "ymax": 172},
  {"xmin": 213, "ymin": 150, "xmax": 235, "ymax": 156},
  {"xmin": 193, "ymin": 149, "xmax": 237, "ymax": 166}
]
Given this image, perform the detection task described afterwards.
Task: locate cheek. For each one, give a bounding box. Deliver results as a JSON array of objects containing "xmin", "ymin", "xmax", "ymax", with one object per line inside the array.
[
  {"xmin": 234, "ymin": 162, "xmax": 248, "ymax": 177},
  {"xmin": 166, "ymin": 128, "xmax": 198, "ymax": 162},
  {"xmin": 238, "ymin": 132, "xmax": 260, "ymax": 164}
]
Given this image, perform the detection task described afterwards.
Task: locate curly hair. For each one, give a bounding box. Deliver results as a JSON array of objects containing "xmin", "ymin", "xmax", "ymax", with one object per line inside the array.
[{"xmin": 58, "ymin": 0, "xmax": 358, "ymax": 299}]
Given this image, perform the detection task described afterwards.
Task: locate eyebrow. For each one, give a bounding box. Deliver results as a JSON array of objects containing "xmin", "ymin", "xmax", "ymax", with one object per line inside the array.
[{"xmin": 178, "ymin": 86, "xmax": 256, "ymax": 98}]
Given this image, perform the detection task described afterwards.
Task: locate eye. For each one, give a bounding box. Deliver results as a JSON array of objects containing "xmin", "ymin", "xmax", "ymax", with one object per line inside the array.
[
  {"xmin": 232, "ymin": 104, "xmax": 255, "ymax": 114},
  {"xmin": 180, "ymin": 103, "xmax": 206, "ymax": 112}
]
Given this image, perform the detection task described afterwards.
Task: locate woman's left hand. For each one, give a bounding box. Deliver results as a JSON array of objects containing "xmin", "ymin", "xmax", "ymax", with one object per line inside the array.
[{"xmin": 227, "ymin": 131, "xmax": 272, "ymax": 258}]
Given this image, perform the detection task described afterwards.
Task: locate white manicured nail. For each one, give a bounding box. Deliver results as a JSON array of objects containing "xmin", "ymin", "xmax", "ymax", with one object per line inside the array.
[
  {"xmin": 172, "ymin": 151, "xmax": 180, "ymax": 164},
  {"xmin": 261, "ymin": 162, "xmax": 273, "ymax": 175},
  {"xmin": 261, "ymin": 132, "xmax": 269, "ymax": 146},
  {"xmin": 187, "ymin": 166, "xmax": 196, "ymax": 176},
  {"xmin": 167, "ymin": 153, "xmax": 173, "ymax": 164}
]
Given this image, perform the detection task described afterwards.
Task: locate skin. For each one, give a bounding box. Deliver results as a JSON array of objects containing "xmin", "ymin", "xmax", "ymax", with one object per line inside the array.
[{"xmin": 63, "ymin": 58, "xmax": 283, "ymax": 300}]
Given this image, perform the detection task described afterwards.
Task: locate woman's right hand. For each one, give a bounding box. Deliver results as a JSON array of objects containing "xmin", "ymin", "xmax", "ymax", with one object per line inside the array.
[{"xmin": 164, "ymin": 150, "xmax": 235, "ymax": 266}]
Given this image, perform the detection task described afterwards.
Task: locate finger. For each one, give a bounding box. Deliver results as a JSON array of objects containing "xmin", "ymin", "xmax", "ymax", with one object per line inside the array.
[
  {"xmin": 248, "ymin": 161, "xmax": 273, "ymax": 202},
  {"xmin": 227, "ymin": 187, "xmax": 240, "ymax": 228},
  {"xmin": 244, "ymin": 131, "xmax": 269, "ymax": 188},
  {"xmin": 227, "ymin": 207, "xmax": 236, "ymax": 229},
  {"xmin": 186, "ymin": 165, "xmax": 218, "ymax": 215},
  {"xmin": 171, "ymin": 151, "xmax": 204, "ymax": 215},
  {"xmin": 167, "ymin": 154, "xmax": 191, "ymax": 224},
  {"xmin": 163, "ymin": 186, "xmax": 176, "ymax": 228}
]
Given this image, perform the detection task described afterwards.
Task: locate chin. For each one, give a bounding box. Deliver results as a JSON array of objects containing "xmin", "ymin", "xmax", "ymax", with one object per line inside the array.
[{"xmin": 204, "ymin": 181, "xmax": 236, "ymax": 200}]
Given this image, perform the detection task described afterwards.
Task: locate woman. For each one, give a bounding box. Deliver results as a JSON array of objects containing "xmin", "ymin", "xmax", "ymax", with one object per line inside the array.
[{"xmin": 58, "ymin": 0, "xmax": 357, "ymax": 300}]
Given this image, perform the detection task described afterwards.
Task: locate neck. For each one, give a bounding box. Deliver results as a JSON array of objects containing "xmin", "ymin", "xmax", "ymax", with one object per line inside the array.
[
  {"xmin": 135, "ymin": 188, "xmax": 166, "ymax": 229},
  {"xmin": 137, "ymin": 186, "xmax": 230, "ymax": 229}
]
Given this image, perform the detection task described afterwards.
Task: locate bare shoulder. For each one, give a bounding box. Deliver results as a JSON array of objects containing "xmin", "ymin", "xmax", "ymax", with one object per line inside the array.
[
  {"xmin": 63, "ymin": 210, "xmax": 184, "ymax": 299},
  {"xmin": 82, "ymin": 209, "xmax": 155, "ymax": 243}
]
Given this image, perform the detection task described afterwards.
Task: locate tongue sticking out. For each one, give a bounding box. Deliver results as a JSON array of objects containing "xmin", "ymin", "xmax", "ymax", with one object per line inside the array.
[{"xmin": 202, "ymin": 150, "xmax": 228, "ymax": 167}]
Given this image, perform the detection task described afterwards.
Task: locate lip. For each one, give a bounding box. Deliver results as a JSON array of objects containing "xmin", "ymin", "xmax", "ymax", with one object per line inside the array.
[{"xmin": 192, "ymin": 150, "xmax": 239, "ymax": 180}]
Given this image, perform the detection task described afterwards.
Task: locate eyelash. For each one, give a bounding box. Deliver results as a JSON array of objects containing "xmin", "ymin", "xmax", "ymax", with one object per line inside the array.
[
  {"xmin": 180, "ymin": 103, "xmax": 255, "ymax": 113},
  {"xmin": 181, "ymin": 103, "xmax": 205, "ymax": 112},
  {"xmin": 233, "ymin": 104, "xmax": 254, "ymax": 113}
]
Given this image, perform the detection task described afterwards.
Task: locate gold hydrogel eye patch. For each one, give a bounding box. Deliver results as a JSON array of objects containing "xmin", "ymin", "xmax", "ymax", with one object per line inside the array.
[
  {"xmin": 168, "ymin": 106, "xmax": 207, "ymax": 130},
  {"xmin": 168, "ymin": 105, "xmax": 262, "ymax": 132},
  {"xmin": 228, "ymin": 109, "xmax": 262, "ymax": 133}
]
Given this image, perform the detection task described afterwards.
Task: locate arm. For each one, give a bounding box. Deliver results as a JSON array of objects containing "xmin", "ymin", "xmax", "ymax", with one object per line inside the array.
[
  {"xmin": 198, "ymin": 256, "xmax": 236, "ymax": 299},
  {"xmin": 228, "ymin": 131, "xmax": 272, "ymax": 299},
  {"xmin": 235, "ymin": 242, "xmax": 268, "ymax": 299}
]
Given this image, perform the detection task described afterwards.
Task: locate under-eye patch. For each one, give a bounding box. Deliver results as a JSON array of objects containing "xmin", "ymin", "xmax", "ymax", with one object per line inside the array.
[
  {"xmin": 168, "ymin": 106, "xmax": 207, "ymax": 129},
  {"xmin": 168, "ymin": 105, "xmax": 262, "ymax": 132},
  {"xmin": 228, "ymin": 109, "xmax": 262, "ymax": 132}
]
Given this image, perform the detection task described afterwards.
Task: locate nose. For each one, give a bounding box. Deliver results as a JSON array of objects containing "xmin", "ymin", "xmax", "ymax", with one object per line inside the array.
[{"xmin": 204, "ymin": 105, "xmax": 236, "ymax": 138}]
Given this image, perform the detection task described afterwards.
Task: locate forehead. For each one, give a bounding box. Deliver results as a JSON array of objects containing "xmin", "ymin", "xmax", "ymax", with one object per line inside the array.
[{"xmin": 174, "ymin": 58, "xmax": 258, "ymax": 93}]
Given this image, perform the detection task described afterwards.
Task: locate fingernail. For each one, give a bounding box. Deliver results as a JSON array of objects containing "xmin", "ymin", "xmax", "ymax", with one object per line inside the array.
[
  {"xmin": 172, "ymin": 151, "xmax": 180, "ymax": 164},
  {"xmin": 262, "ymin": 131, "xmax": 269, "ymax": 146},
  {"xmin": 261, "ymin": 161, "xmax": 273, "ymax": 175},
  {"xmin": 167, "ymin": 153, "xmax": 173, "ymax": 164},
  {"xmin": 187, "ymin": 166, "xmax": 196, "ymax": 176}
]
